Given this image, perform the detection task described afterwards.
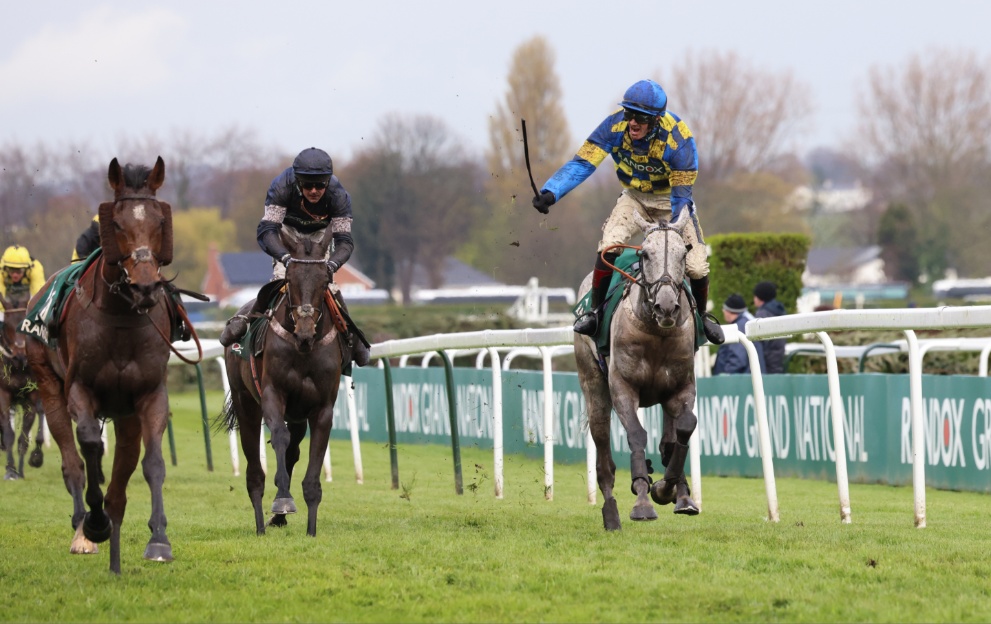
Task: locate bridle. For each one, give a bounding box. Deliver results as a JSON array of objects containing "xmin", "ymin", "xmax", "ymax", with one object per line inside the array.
[
  {"xmin": 284, "ymin": 258, "xmax": 326, "ymax": 328},
  {"xmin": 87, "ymin": 194, "xmax": 205, "ymax": 365},
  {"xmin": 635, "ymin": 222, "xmax": 686, "ymax": 317},
  {"xmin": 270, "ymin": 257, "xmax": 337, "ymax": 348},
  {"xmin": 102, "ymin": 194, "xmax": 168, "ymax": 308}
]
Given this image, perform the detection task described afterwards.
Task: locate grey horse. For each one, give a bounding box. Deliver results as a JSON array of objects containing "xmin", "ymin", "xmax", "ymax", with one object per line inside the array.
[{"xmin": 575, "ymin": 209, "xmax": 700, "ymax": 531}]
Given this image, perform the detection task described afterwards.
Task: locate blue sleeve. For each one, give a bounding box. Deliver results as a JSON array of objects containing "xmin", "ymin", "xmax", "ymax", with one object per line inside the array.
[
  {"xmin": 668, "ymin": 134, "xmax": 698, "ymax": 217},
  {"xmin": 542, "ymin": 158, "xmax": 598, "ymax": 201},
  {"xmin": 542, "ymin": 113, "xmax": 622, "ymax": 201}
]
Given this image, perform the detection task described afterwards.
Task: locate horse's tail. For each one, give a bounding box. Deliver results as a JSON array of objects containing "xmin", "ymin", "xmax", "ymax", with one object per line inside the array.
[{"xmin": 213, "ymin": 393, "xmax": 239, "ymax": 434}]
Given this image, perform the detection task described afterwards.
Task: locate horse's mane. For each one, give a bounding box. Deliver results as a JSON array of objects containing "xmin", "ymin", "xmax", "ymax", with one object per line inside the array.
[{"xmin": 121, "ymin": 164, "xmax": 153, "ymax": 190}]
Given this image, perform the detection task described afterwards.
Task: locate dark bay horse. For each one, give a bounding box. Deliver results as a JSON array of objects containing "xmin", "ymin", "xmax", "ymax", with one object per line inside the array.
[
  {"xmin": 1, "ymin": 292, "xmax": 46, "ymax": 480},
  {"xmin": 576, "ymin": 209, "xmax": 700, "ymax": 531},
  {"xmin": 25, "ymin": 157, "xmax": 179, "ymax": 574},
  {"xmin": 221, "ymin": 228, "xmax": 347, "ymax": 536}
]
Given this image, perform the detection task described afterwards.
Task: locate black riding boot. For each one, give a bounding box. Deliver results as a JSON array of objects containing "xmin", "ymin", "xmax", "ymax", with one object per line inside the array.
[
  {"xmin": 690, "ymin": 276, "xmax": 725, "ymax": 345},
  {"xmin": 335, "ymin": 295, "xmax": 371, "ymax": 367},
  {"xmin": 574, "ymin": 251, "xmax": 617, "ymax": 337},
  {"xmin": 220, "ymin": 298, "xmax": 268, "ymax": 347}
]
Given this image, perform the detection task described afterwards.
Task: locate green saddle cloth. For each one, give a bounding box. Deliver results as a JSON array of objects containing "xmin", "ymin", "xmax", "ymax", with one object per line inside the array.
[
  {"xmin": 19, "ymin": 249, "xmax": 101, "ymax": 348},
  {"xmin": 229, "ymin": 281, "xmax": 287, "ymax": 363},
  {"xmin": 571, "ymin": 248, "xmax": 705, "ymax": 356}
]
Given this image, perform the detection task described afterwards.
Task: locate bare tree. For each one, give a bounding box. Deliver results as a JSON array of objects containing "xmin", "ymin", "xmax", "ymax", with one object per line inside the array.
[
  {"xmin": 857, "ymin": 48, "xmax": 991, "ymax": 277},
  {"xmin": 345, "ymin": 114, "xmax": 485, "ymax": 303},
  {"xmin": 487, "ymin": 35, "xmax": 573, "ymax": 201},
  {"xmin": 858, "ymin": 48, "xmax": 991, "ymax": 198},
  {"xmin": 663, "ymin": 50, "xmax": 814, "ymax": 183},
  {"xmin": 476, "ymin": 35, "xmax": 606, "ymax": 288}
]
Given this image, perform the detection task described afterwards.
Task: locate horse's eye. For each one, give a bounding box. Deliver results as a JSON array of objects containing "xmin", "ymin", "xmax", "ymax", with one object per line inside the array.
[
  {"xmin": 113, "ymin": 220, "xmax": 124, "ymax": 231},
  {"xmin": 640, "ymin": 251, "xmax": 649, "ymax": 261}
]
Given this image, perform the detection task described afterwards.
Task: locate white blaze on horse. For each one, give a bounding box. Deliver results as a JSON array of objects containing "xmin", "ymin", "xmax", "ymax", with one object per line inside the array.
[{"xmin": 575, "ymin": 209, "xmax": 700, "ymax": 531}]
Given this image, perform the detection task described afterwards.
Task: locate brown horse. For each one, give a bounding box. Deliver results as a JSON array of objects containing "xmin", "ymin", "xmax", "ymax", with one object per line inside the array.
[
  {"xmin": 575, "ymin": 210, "xmax": 700, "ymax": 531},
  {"xmin": 0, "ymin": 292, "xmax": 46, "ymax": 480},
  {"xmin": 25, "ymin": 157, "xmax": 178, "ymax": 574},
  {"xmin": 220, "ymin": 227, "xmax": 347, "ymax": 536}
]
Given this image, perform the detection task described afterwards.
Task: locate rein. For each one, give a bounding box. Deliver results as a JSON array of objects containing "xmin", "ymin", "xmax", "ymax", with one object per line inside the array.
[{"xmin": 88, "ymin": 256, "xmax": 205, "ymax": 365}]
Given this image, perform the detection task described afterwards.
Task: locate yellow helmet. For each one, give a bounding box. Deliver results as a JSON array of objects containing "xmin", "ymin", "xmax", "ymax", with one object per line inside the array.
[{"xmin": 0, "ymin": 245, "xmax": 33, "ymax": 269}]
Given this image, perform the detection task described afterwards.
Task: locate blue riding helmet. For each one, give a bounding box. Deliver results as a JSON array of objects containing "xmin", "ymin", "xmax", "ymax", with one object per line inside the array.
[
  {"xmin": 619, "ymin": 79, "xmax": 668, "ymax": 116},
  {"xmin": 292, "ymin": 147, "xmax": 334, "ymax": 178}
]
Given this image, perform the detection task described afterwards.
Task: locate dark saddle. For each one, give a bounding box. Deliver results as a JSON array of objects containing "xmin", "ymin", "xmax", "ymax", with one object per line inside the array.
[{"xmin": 572, "ymin": 249, "xmax": 705, "ymax": 358}]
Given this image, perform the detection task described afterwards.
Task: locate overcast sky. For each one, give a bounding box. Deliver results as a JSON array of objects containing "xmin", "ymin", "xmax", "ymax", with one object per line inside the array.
[{"xmin": 3, "ymin": 1, "xmax": 991, "ymax": 167}]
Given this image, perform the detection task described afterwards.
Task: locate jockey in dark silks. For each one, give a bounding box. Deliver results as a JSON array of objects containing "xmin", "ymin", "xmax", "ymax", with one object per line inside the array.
[
  {"xmin": 219, "ymin": 147, "xmax": 370, "ymax": 367},
  {"xmin": 531, "ymin": 79, "xmax": 725, "ymax": 346},
  {"xmin": 71, "ymin": 215, "xmax": 101, "ymax": 263}
]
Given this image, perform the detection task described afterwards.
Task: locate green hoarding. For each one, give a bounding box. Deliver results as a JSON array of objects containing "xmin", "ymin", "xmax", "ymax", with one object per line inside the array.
[{"xmin": 330, "ymin": 368, "xmax": 991, "ymax": 493}]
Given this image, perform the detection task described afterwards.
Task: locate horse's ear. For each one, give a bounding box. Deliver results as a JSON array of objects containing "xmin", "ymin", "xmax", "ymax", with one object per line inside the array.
[
  {"xmin": 632, "ymin": 209, "xmax": 651, "ymax": 233},
  {"xmin": 148, "ymin": 156, "xmax": 165, "ymax": 192},
  {"xmin": 158, "ymin": 201, "xmax": 173, "ymax": 265},
  {"xmin": 98, "ymin": 202, "xmax": 122, "ymax": 264},
  {"xmin": 107, "ymin": 158, "xmax": 123, "ymax": 193}
]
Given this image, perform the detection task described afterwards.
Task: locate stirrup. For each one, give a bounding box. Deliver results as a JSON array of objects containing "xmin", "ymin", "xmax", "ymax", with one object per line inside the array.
[
  {"xmin": 573, "ymin": 311, "xmax": 599, "ymax": 336},
  {"xmin": 702, "ymin": 312, "xmax": 725, "ymax": 345}
]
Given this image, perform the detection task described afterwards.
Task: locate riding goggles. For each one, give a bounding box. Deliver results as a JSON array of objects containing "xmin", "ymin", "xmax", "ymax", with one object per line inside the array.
[
  {"xmin": 623, "ymin": 109, "xmax": 656, "ymax": 125},
  {"xmin": 298, "ymin": 180, "xmax": 328, "ymax": 190},
  {"xmin": 296, "ymin": 174, "xmax": 331, "ymax": 190}
]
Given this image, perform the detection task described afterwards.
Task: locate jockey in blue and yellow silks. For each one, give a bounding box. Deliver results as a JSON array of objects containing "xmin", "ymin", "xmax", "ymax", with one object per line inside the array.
[{"xmin": 532, "ymin": 78, "xmax": 724, "ymax": 345}]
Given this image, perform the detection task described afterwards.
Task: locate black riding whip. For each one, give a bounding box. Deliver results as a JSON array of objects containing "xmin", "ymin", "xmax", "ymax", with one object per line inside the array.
[{"xmin": 520, "ymin": 118, "xmax": 540, "ymax": 200}]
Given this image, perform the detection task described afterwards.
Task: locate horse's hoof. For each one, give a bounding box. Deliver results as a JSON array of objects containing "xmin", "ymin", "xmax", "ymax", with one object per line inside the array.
[
  {"xmin": 630, "ymin": 503, "xmax": 658, "ymax": 521},
  {"xmin": 29, "ymin": 449, "xmax": 43, "ymax": 468},
  {"xmin": 271, "ymin": 497, "xmax": 297, "ymax": 515},
  {"xmin": 82, "ymin": 512, "xmax": 112, "ymax": 543},
  {"xmin": 143, "ymin": 542, "xmax": 174, "ymax": 562},
  {"xmin": 650, "ymin": 480, "xmax": 676, "ymax": 506},
  {"xmin": 602, "ymin": 497, "xmax": 621, "ymax": 531},
  {"xmin": 70, "ymin": 523, "xmax": 99, "ymax": 554},
  {"xmin": 267, "ymin": 514, "xmax": 289, "ymax": 528},
  {"xmin": 4, "ymin": 468, "xmax": 22, "ymax": 480},
  {"xmin": 674, "ymin": 496, "xmax": 700, "ymax": 516}
]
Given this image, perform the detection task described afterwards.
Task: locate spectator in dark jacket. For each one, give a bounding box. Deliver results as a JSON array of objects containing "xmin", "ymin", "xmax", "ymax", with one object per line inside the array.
[
  {"xmin": 712, "ymin": 294, "xmax": 765, "ymax": 375},
  {"xmin": 753, "ymin": 281, "xmax": 787, "ymax": 374}
]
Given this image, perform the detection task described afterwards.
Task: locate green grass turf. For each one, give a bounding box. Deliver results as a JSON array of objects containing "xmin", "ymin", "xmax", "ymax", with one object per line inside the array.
[{"xmin": 2, "ymin": 391, "xmax": 990, "ymax": 622}]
